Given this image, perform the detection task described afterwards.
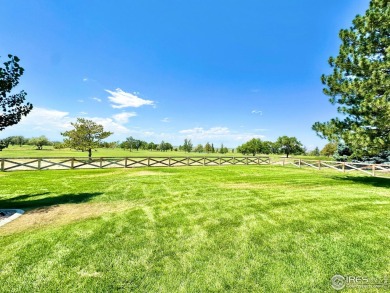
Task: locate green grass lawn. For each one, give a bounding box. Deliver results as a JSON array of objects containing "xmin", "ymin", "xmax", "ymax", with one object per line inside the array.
[
  {"xmin": 1, "ymin": 166, "xmax": 388, "ymax": 292},
  {"xmin": 0, "ymin": 145, "xmax": 332, "ymax": 161}
]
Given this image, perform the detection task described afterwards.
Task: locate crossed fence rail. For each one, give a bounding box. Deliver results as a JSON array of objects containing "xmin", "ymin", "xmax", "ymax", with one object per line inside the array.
[
  {"xmin": 0, "ymin": 156, "xmax": 271, "ymax": 172},
  {"xmin": 0, "ymin": 156, "xmax": 389, "ymax": 178}
]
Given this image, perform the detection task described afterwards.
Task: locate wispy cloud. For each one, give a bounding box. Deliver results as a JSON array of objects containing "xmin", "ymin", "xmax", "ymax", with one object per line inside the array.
[
  {"xmin": 77, "ymin": 99, "xmax": 84, "ymax": 103},
  {"xmin": 106, "ymin": 88, "xmax": 155, "ymax": 109},
  {"xmin": 161, "ymin": 117, "xmax": 170, "ymax": 123},
  {"xmin": 112, "ymin": 112, "xmax": 137, "ymax": 124},
  {"xmin": 83, "ymin": 77, "xmax": 88, "ymax": 82},
  {"xmin": 91, "ymin": 97, "xmax": 102, "ymax": 102},
  {"xmin": 251, "ymin": 110, "xmax": 262, "ymax": 115},
  {"xmin": 79, "ymin": 111, "xmax": 88, "ymax": 115},
  {"xmin": 179, "ymin": 127, "xmax": 264, "ymax": 143}
]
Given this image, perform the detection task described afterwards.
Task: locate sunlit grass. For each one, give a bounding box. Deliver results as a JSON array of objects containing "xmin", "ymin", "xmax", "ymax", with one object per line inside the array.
[{"xmin": 1, "ymin": 166, "xmax": 388, "ymax": 292}]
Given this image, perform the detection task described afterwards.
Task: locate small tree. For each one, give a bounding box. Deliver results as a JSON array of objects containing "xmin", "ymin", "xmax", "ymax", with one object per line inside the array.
[
  {"xmin": 309, "ymin": 147, "xmax": 320, "ymax": 156},
  {"xmin": 194, "ymin": 144, "xmax": 204, "ymax": 153},
  {"xmin": 204, "ymin": 142, "xmax": 212, "ymax": 153},
  {"xmin": 0, "ymin": 55, "xmax": 33, "ymax": 131},
  {"xmin": 61, "ymin": 118, "xmax": 112, "ymax": 158},
  {"xmin": 275, "ymin": 136, "xmax": 304, "ymax": 158},
  {"xmin": 320, "ymin": 142, "xmax": 337, "ymax": 157},
  {"xmin": 0, "ymin": 140, "xmax": 6, "ymax": 151},
  {"xmin": 183, "ymin": 139, "xmax": 193, "ymax": 153},
  {"xmin": 28, "ymin": 136, "xmax": 50, "ymax": 150}
]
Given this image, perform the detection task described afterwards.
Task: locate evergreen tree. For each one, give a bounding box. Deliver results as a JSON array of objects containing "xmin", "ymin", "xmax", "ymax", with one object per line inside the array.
[{"xmin": 313, "ymin": 0, "xmax": 390, "ymax": 157}]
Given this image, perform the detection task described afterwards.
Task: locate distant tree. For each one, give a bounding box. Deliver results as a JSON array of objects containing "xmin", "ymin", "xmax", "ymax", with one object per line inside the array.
[
  {"xmin": 194, "ymin": 144, "xmax": 204, "ymax": 153},
  {"xmin": 275, "ymin": 136, "xmax": 304, "ymax": 158},
  {"xmin": 320, "ymin": 142, "xmax": 337, "ymax": 157},
  {"xmin": 53, "ymin": 141, "xmax": 66, "ymax": 149},
  {"xmin": 28, "ymin": 136, "xmax": 51, "ymax": 150},
  {"xmin": 312, "ymin": 0, "xmax": 390, "ymax": 157},
  {"xmin": 309, "ymin": 147, "xmax": 320, "ymax": 156},
  {"xmin": 124, "ymin": 136, "xmax": 136, "ymax": 151},
  {"xmin": 262, "ymin": 141, "xmax": 276, "ymax": 154},
  {"xmin": 159, "ymin": 141, "xmax": 169, "ymax": 152},
  {"xmin": 0, "ymin": 55, "xmax": 33, "ymax": 131},
  {"xmin": 183, "ymin": 139, "xmax": 193, "ymax": 153},
  {"xmin": 237, "ymin": 138, "xmax": 263, "ymax": 156},
  {"xmin": 204, "ymin": 142, "xmax": 212, "ymax": 153},
  {"xmin": 219, "ymin": 143, "xmax": 228, "ymax": 154},
  {"xmin": 0, "ymin": 140, "xmax": 6, "ymax": 151},
  {"xmin": 161, "ymin": 142, "xmax": 173, "ymax": 151},
  {"xmin": 211, "ymin": 143, "xmax": 215, "ymax": 153},
  {"xmin": 148, "ymin": 142, "xmax": 157, "ymax": 151},
  {"xmin": 61, "ymin": 118, "xmax": 112, "ymax": 158}
]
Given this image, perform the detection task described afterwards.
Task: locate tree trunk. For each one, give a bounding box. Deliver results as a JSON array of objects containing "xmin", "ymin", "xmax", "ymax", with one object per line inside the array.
[{"xmin": 88, "ymin": 148, "xmax": 92, "ymax": 158}]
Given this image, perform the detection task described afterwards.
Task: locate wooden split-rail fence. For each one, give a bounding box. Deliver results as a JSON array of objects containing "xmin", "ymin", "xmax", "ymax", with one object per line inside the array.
[
  {"xmin": 0, "ymin": 156, "xmax": 389, "ymax": 178},
  {"xmin": 0, "ymin": 156, "xmax": 271, "ymax": 172},
  {"xmin": 272, "ymin": 158, "xmax": 390, "ymax": 178}
]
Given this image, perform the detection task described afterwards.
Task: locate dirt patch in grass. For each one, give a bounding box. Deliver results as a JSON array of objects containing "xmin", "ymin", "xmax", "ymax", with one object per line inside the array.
[{"xmin": 0, "ymin": 202, "xmax": 138, "ymax": 235}]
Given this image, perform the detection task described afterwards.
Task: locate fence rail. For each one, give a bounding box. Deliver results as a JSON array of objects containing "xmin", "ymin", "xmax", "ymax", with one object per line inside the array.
[
  {"xmin": 275, "ymin": 158, "xmax": 390, "ymax": 178},
  {"xmin": 0, "ymin": 156, "xmax": 271, "ymax": 172},
  {"xmin": 0, "ymin": 156, "xmax": 389, "ymax": 178}
]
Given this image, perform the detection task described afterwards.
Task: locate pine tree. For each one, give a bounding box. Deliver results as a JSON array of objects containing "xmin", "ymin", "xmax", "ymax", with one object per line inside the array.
[{"xmin": 313, "ymin": 0, "xmax": 390, "ymax": 156}]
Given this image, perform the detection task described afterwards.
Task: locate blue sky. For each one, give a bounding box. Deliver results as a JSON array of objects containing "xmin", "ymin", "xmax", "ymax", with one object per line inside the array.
[{"xmin": 0, "ymin": 0, "xmax": 369, "ymax": 149}]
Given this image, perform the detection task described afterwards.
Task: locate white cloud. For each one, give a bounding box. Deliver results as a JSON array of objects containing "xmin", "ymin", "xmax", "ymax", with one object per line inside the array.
[
  {"xmin": 161, "ymin": 117, "xmax": 170, "ymax": 123},
  {"xmin": 78, "ymin": 99, "xmax": 84, "ymax": 103},
  {"xmin": 112, "ymin": 112, "xmax": 137, "ymax": 124},
  {"xmin": 251, "ymin": 110, "xmax": 262, "ymax": 115},
  {"xmin": 106, "ymin": 88, "xmax": 155, "ymax": 108},
  {"xmin": 92, "ymin": 97, "xmax": 102, "ymax": 102},
  {"xmin": 0, "ymin": 107, "xmax": 72, "ymax": 138},
  {"xmin": 178, "ymin": 127, "xmax": 264, "ymax": 143},
  {"xmin": 79, "ymin": 111, "xmax": 88, "ymax": 115},
  {"xmin": 83, "ymin": 77, "xmax": 88, "ymax": 82}
]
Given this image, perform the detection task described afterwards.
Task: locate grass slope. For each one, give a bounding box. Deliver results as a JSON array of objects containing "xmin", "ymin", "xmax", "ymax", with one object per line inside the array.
[{"xmin": 0, "ymin": 166, "xmax": 389, "ymax": 292}]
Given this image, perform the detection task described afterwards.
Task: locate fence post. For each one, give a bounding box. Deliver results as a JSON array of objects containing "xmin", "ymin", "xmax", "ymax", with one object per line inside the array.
[
  {"xmin": 372, "ymin": 164, "xmax": 376, "ymax": 177},
  {"xmin": 318, "ymin": 160, "xmax": 321, "ymax": 170},
  {"xmin": 257, "ymin": 157, "xmax": 260, "ymax": 165},
  {"xmin": 169, "ymin": 157, "xmax": 171, "ymax": 167},
  {"xmin": 246, "ymin": 157, "xmax": 248, "ymax": 165},
  {"xmin": 299, "ymin": 159, "xmax": 301, "ymax": 168},
  {"xmin": 1, "ymin": 158, "xmax": 4, "ymax": 171},
  {"xmin": 342, "ymin": 162, "xmax": 345, "ymax": 173},
  {"xmin": 219, "ymin": 157, "xmax": 221, "ymax": 166},
  {"xmin": 268, "ymin": 157, "xmax": 271, "ymax": 165},
  {"xmin": 282, "ymin": 159, "xmax": 285, "ymax": 166},
  {"xmin": 71, "ymin": 158, "xmax": 74, "ymax": 169},
  {"xmin": 203, "ymin": 157, "xmax": 205, "ymax": 166},
  {"xmin": 38, "ymin": 158, "xmax": 42, "ymax": 170},
  {"xmin": 100, "ymin": 157, "xmax": 103, "ymax": 168},
  {"xmin": 233, "ymin": 157, "xmax": 235, "ymax": 165},
  {"xmin": 187, "ymin": 157, "xmax": 189, "ymax": 166},
  {"xmin": 124, "ymin": 157, "xmax": 128, "ymax": 168},
  {"xmin": 148, "ymin": 157, "xmax": 150, "ymax": 167}
]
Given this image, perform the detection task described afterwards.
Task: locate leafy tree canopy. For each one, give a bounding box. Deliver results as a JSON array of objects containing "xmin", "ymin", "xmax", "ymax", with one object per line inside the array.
[
  {"xmin": 61, "ymin": 118, "xmax": 112, "ymax": 158},
  {"xmin": 275, "ymin": 136, "xmax": 304, "ymax": 158},
  {"xmin": 0, "ymin": 55, "xmax": 33, "ymax": 131},
  {"xmin": 28, "ymin": 136, "xmax": 51, "ymax": 150},
  {"xmin": 313, "ymin": 0, "xmax": 390, "ymax": 156}
]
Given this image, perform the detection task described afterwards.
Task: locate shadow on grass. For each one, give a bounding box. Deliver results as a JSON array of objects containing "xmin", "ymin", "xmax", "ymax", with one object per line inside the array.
[
  {"xmin": 331, "ymin": 175, "xmax": 390, "ymax": 188},
  {"xmin": 0, "ymin": 192, "xmax": 102, "ymax": 209}
]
